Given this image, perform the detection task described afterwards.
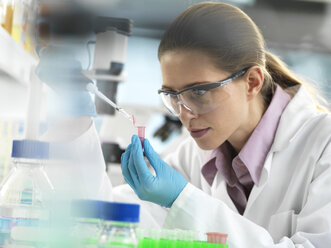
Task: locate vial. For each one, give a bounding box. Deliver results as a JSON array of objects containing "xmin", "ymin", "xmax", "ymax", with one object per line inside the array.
[{"xmin": 137, "ymin": 126, "xmax": 145, "ymax": 149}]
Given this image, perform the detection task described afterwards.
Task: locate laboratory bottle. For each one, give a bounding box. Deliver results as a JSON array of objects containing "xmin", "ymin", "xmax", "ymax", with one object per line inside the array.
[
  {"xmin": 0, "ymin": 139, "xmax": 54, "ymax": 247},
  {"xmin": 71, "ymin": 199, "xmax": 105, "ymax": 248},
  {"xmin": 98, "ymin": 202, "xmax": 140, "ymax": 248}
]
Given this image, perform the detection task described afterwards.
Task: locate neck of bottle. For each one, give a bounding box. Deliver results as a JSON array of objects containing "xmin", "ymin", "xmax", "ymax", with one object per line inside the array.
[
  {"xmin": 104, "ymin": 220, "xmax": 137, "ymax": 228},
  {"xmin": 13, "ymin": 158, "xmax": 46, "ymax": 168}
]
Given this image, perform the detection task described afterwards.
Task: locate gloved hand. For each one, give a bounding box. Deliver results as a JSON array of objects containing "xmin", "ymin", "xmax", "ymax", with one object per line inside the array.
[
  {"xmin": 35, "ymin": 45, "xmax": 96, "ymax": 117},
  {"xmin": 121, "ymin": 135, "xmax": 188, "ymax": 208}
]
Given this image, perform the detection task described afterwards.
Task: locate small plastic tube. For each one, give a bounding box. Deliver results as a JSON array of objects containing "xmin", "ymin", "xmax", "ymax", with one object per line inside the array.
[
  {"xmin": 206, "ymin": 232, "xmax": 228, "ymax": 244},
  {"xmin": 132, "ymin": 114, "xmax": 145, "ymax": 149},
  {"xmin": 148, "ymin": 228, "xmax": 161, "ymax": 240},
  {"xmin": 137, "ymin": 126, "xmax": 145, "ymax": 148}
]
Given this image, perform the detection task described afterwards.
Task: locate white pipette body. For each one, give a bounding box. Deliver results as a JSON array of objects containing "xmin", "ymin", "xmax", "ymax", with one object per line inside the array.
[{"xmin": 86, "ymin": 83, "xmax": 132, "ymax": 121}]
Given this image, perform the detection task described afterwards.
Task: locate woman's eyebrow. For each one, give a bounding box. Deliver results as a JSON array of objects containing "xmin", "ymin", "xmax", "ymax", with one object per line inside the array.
[
  {"xmin": 161, "ymin": 81, "xmax": 212, "ymax": 91},
  {"xmin": 161, "ymin": 85, "xmax": 174, "ymax": 91}
]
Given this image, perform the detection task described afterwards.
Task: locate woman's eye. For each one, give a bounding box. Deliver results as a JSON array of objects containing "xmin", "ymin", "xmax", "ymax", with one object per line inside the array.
[
  {"xmin": 164, "ymin": 92, "xmax": 176, "ymax": 98},
  {"xmin": 192, "ymin": 89, "xmax": 207, "ymax": 96}
]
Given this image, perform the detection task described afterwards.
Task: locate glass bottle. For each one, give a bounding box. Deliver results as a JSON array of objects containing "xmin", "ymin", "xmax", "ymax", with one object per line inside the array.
[
  {"xmin": 0, "ymin": 139, "xmax": 54, "ymax": 247},
  {"xmin": 98, "ymin": 202, "xmax": 140, "ymax": 248},
  {"xmin": 71, "ymin": 199, "xmax": 104, "ymax": 248}
]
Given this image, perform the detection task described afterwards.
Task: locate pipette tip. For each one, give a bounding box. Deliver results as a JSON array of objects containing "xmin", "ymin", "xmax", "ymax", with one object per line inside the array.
[
  {"xmin": 86, "ymin": 82, "xmax": 133, "ymax": 122},
  {"xmin": 132, "ymin": 115, "xmax": 136, "ymax": 126}
]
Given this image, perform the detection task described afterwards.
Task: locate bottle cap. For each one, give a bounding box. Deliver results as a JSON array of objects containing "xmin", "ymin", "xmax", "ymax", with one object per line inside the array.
[
  {"xmin": 11, "ymin": 140, "xmax": 50, "ymax": 159},
  {"xmin": 71, "ymin": 199, "xmax": 105, "ymax": 219},
  {"xmin": 102, "ymin": 202, "xmax": 140, "ymax": 223}
]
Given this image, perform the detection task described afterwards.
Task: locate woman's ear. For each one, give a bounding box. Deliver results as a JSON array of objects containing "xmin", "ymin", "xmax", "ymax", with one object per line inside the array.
[{"xmin": 244, "ymin": 66, "xmax": 264, "ymax": 101}]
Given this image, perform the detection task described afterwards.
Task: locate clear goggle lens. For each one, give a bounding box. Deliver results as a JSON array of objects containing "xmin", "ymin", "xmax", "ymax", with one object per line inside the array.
[{"xmin": 160, "ymin": 85, "xmax": 231, "ymax": 116}]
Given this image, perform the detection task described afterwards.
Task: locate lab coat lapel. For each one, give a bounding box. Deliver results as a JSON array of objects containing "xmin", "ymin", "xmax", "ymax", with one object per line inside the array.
[
  {"xmin": 244, "ymin": 85, "xmax": 315, "ymax": 216},
  {"xmin": 212, "ymin": 172, "xmax": 239, "ymax": 213},
  {"xmin": 200, "ymin": 150, "xmax": 238, "ymax": 212},
  {"xmin": 244, "ymin": 152, "xmax": 273, "ymax": 216},
  {"xmin": 271, "ymin": 85, "xmax": 317, "ymax": 152}
]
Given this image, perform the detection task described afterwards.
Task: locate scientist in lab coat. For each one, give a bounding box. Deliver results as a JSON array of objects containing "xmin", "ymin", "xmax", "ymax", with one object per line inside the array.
[
  {"xmin": 118, "ymin": 2, "xmax": 331, "ymax": 247},
  {"xmin": 36, "ymin": 45, "xmax": 112, "ymax": 201}
]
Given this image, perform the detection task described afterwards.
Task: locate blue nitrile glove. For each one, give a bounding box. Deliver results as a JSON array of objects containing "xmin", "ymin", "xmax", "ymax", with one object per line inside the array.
[
  {"xmin": 35, "ymin": 45, "xmax": 96, "ymax": 117},
  {"xmin": 121, "ymin": 135, "xmax": 188, "ymax": 208}
]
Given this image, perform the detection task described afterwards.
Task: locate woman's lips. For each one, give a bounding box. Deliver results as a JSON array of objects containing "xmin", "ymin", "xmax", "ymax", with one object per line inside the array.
[{"xmin": 190, "ymin": 128, "xmax": 210, "ymax": 138}]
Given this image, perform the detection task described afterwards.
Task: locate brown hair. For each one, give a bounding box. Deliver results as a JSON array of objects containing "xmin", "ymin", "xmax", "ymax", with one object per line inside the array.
[{"xmin": 158, "ymin": 2, "xmax": 329, "ymax": 112}]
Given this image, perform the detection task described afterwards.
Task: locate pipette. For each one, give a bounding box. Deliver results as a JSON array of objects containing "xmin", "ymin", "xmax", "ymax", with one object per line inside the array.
[
  {"xmin": 86, "ymin": 83, "xmax": 132, "ymax": 122},
  {"xmin": 87, "ymin": 83, "xmax": 145, "ymax": 149}
]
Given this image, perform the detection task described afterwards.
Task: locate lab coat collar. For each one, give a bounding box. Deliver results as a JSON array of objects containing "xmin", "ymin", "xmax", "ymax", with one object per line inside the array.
[
  {"xmin": 257, "ymin": 84, "xmax": 319, "ymax": 187},
  {"xmin": 244, "ymin": 85, "xmax": 320, "ymax": 214},
  {"xmin": 270, "ymin": 84, "xmax": 318, "ymax": 153}
]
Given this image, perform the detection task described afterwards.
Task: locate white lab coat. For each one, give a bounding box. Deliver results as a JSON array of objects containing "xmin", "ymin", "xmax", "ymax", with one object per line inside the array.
[
  {"xmin": 114, "ymin": 84, "xmax": 331, "ymax": 247},
  {"xmin": 42, "ymin": 117, "xmax": 113, "ymax": 201}
]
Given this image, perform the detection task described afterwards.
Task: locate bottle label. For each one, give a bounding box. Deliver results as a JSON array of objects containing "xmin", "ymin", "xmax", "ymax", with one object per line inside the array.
[{"xmin": 0, "ymin": 216, "xmax": 48, "ymax": 246}]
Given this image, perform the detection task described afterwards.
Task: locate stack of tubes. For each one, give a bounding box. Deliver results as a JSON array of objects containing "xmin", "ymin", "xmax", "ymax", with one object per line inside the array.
[{"xmin": 136, "ymin": 229, "xmax": 228, "ymax": 248}]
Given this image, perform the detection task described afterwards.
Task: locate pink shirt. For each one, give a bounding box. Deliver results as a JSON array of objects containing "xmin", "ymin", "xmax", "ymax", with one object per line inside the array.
[{"xmin": 201, "ymin": 85, "xmax": 291, "ymax": 215}]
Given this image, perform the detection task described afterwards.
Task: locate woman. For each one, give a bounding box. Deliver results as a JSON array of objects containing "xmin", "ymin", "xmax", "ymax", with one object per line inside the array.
[{"xmin": 120, "ymin": 2, "xmax": 331, "ymax": 247}]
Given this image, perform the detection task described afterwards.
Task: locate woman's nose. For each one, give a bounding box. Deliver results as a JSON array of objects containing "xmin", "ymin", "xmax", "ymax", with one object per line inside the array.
[{"xmin": 179, "ymin": 104, "xmax": 198, "ymax": 121}]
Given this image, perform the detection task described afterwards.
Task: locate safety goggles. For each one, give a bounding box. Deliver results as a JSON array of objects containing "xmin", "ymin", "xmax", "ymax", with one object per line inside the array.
[{"xmin": 158, "ymin": 67, "xmax": 249, "ymax": 116}]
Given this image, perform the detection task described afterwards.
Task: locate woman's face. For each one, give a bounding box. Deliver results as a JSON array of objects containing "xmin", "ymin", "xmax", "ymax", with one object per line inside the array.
[{"xmin": 160, "ymin": 50, "xmax": 250, "ymax": 150}]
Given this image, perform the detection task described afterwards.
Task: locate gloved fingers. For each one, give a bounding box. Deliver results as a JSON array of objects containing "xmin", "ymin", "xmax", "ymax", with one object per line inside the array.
[
  {"xmin": 121, "ymin": 145, "xmax": 136, "ymax": 189},
  {"xmin": 132, "ymin": 135, "xmax": 154, "ymax": 182},
  {"xmin": 128, "ymin": 142, "xmax": 141, "ymax": 187},
  {"xmin": 123, "ymin": 174, "xmax": 136, "ymax": 191},
  {"xmin": 143, "ymin": 138, "xmax": 163, "ymax": 176}
]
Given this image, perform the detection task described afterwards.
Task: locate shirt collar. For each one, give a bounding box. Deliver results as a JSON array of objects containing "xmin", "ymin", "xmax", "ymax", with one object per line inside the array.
[
  {"xmin": 238, "ymin": 84, "xmax": 291, "ymax": 184},
  {"xmin": 201, "ymin": 84, "xmax": 291, "ymax": 186}
]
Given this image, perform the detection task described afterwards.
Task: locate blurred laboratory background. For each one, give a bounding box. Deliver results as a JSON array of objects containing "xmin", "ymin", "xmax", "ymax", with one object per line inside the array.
[{"xmin": 0, "ymin": 0, "xmax": 330, "ymax": 186}]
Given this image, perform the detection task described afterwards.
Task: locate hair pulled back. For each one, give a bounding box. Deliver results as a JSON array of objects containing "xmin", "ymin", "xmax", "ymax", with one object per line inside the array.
[{"xmin": 158, "ymin": 2, "xmax": 329, "ymax": 112}]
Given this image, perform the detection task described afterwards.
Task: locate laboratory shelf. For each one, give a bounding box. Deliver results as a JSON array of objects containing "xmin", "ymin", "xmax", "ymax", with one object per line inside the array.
[{"xmin": 0, "ymin": 26, "xmax": 38, "ymax": 86}]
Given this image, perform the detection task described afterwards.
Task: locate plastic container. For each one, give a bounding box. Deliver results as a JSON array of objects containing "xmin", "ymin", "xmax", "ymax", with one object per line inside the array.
[
  {"xmin": 0, "ymin": 139, "xmax": 54, "ymax": 246},
  {"xmin": 71, "ymin": 199, "xmax": 105, "ymax": 248},
  {"xmin": 206, "ymin": 232, "xmax": 228, "ymax": 244},
  {"xmin": 137, "ymin": 126, "xmax": 145, "ymax": 148},
  {"xmin": 98, "ymin": 202, "xmax": 140, "ymax": 248},
  {"xmin": 138, "ymin": 239, "xmax": 228, "ymax": 248},
  {"xmin": 132, "ymin": 115, "xmax": 145, "ymax": 149},
  {"xmin": 136, "ymin": 229, "xmax": 228, "ymax": 248}
]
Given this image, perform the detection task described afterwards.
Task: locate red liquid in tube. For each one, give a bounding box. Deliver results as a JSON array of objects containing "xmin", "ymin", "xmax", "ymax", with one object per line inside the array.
[
  {"xmin": 132, "ymin": 115, "xmax": 145, "ymax": 149},
  {"xmin": 137, "ymin": 126, "xmax": 145, "ymax": 148},
  {"xmin": 206, "ymin": 232, "xmax": 228, "ymax": 244}
]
